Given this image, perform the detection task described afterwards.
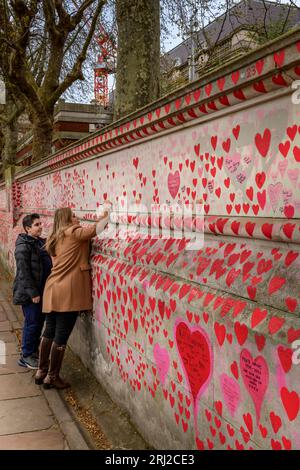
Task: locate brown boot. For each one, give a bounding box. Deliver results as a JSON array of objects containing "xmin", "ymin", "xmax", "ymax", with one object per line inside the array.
[
  {"xmin": 43, "ymin": 342, "xmax": 70, "ymax": 390},
  {"xmin": 35, "ymin": 337, "xmax": 53, "ymax": 385}
]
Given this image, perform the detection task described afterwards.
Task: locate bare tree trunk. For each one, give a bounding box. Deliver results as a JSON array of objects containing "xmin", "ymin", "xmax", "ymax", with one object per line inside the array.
[
  {"xmin": 0, "ymin": 123, "xmax": 4, "ymax": 179},
  {"xmin": 3, "ymin": 120, "xmax": 18, "ymax": 167},
  {"xmin": 114, "ymin": 0, "xmax": 160, "ymax": 120},
  {"xmin": 31, "ymin": 113, "xmax": 54, "ymax": 162},
  {"xmin": 1, "ymin": 91, "xmax": 19, "ymax": 169}
]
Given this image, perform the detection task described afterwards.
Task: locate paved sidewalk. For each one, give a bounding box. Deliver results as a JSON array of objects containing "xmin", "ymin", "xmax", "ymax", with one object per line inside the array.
[
  {"xmin": 0, "ymin": 272, "xmax": 72, "ymax": 450},
  {"xmin": 0, "ymin": 265, "xmax": 148, "ymax": 451}
]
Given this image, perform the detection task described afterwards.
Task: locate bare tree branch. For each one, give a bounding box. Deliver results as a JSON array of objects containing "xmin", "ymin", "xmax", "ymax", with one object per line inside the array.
[{"xmin": 50, "ymin": 0, "xmax": 105, "ymax": 104}]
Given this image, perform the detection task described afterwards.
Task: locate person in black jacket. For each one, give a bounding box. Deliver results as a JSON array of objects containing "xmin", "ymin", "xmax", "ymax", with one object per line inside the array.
[{"xmin": 13, "ymin": 214, "xmax": 52, "ymax": 369}]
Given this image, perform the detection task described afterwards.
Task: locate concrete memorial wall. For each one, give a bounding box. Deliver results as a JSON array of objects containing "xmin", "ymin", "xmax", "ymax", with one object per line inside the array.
[{"xmin": 1, "ymin": 30, "xmax": 300, "ymax": 449}]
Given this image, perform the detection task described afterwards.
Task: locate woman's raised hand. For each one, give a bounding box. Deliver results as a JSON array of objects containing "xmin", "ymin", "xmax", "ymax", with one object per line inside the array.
[
  {"xmin": 95, "ymin": 209, "xmax": 110, "ymax": 233},
  {"xmin": 98, "ymin": 210, "xmax": 109, "ymax": 220}
]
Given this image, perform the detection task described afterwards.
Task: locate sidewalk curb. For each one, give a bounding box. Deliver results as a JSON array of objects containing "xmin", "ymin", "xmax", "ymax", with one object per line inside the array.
[{"xmin": 42, "ymin": 387, "xmax": 90, "ymax": 450}]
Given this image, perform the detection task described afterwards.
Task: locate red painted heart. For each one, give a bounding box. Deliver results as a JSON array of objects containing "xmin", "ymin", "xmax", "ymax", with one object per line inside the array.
[
  {"xmin": 240, "ymin": 349, "xmax": 269, "ymax": 424},
  {"xmin": 175, "ymin": 321, "xmax": 212, "ymax": 405},
  {"xmin": 280, "ymin": 387, "xmax": 300, "ymax": 421}
]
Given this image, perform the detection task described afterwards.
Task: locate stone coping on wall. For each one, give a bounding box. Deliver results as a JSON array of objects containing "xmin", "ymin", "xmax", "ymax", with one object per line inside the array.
[
  {"xmin": 92, "ymin": 229, "xmax": 300, "ymax": 315},
  {"xmin": 15, "ymin": 201, "xmax": 300, "ymax": 244},
  {"xmin": 106, "ymin": 214, "xmax": 300, "ymax": 244},
  {"xmin": 15, "ymin": 28, "xmax": 300, "ymax": 181}
]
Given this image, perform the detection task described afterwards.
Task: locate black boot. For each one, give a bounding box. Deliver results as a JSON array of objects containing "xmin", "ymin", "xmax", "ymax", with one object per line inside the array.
[
  {"xmin": 35, "ymin": 337, "xmax": 53, "ymax": 385},
  {"xmin": 43, "ymin": 342, "xmax": 70, "ymax": 390}
]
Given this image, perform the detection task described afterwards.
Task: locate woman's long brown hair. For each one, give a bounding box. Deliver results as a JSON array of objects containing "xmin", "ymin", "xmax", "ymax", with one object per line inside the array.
[{"xmin": 45, "ymin": 207, "xmax": 73, "ymax": 256}]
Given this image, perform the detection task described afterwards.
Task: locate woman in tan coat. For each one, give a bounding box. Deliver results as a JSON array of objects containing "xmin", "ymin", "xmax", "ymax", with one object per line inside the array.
[{"xmin": 35, "ymin": 206, "xmax": 110, "ymax": 389}]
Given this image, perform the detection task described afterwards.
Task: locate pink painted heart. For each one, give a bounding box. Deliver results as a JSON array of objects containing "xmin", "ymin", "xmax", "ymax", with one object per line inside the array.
[
  {"xmin": 168, "ymin": 171, "xmax": 180, "ymax": 199},
  {"xmin": 240, "ymin": 349, "xmax": 269, "ymax": 424},
  {"xmin": 153, "ymin": 343, "xmax": 170, "ymax": 386},
  {"xmin": 278, "ymin": 159, "xmax": 288, "ymax": 178},
  {"xmin": 175, "ymin": 320, "xmax": 213, "ymax": 405},
  {"xmin": 225, "ymin": 152, "xmax": 241, "ymax": 173},
  {"xmin": 220, "ymin": 373, "xmax": 241, "ymax": 418},
  {"xmin": 174, "ymin": 215, "xmax": 183, "ymax": 230},
  {"xmin": 287, "ymin": 168, "xmax": 299, "ymax": 184},
  {"xmin": 268, "ymin": 183, "xmax": 283, "ymax": 211}
]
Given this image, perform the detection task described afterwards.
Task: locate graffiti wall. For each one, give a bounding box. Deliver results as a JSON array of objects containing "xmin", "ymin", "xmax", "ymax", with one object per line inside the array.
[{"xmin": 1, "ymin": 32, "xmax": 300, "ymax": 449}]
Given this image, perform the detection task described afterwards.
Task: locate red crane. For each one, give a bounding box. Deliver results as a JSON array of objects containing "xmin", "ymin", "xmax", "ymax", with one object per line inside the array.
[
  {"xmin": 71, "ymin": 1, "xmax": 115, "ymax": 106},
  {"xmin": 94, "ymin": 24, "xmax": 115, "ymax": 107}
]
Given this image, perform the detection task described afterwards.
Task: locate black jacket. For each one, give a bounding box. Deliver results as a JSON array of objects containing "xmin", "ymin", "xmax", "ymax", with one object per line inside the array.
[{"xmin": 12, "ymin": 234, "xmax": 52, "ymax": 305}]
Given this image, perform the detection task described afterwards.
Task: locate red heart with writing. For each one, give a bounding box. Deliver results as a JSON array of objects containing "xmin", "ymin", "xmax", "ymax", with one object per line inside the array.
[
  {"xmin": 175, "ymin": 321, "xmax": 212, "ymax": 404},
  {"xmin": 240, "ymin": 349, "xmax": 269, "ymax": 424}
]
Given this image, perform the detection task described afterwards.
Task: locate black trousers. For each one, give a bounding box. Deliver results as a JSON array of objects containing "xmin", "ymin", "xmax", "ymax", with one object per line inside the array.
[{"xmin": 42, "ymin": 312, "xmax": 78, "ymax": 345}]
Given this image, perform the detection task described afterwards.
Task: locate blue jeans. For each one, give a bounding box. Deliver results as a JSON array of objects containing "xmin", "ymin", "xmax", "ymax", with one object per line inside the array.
[{"xmin": 21, "ymin": 301, "xmax": 45, "ymax": 357}]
